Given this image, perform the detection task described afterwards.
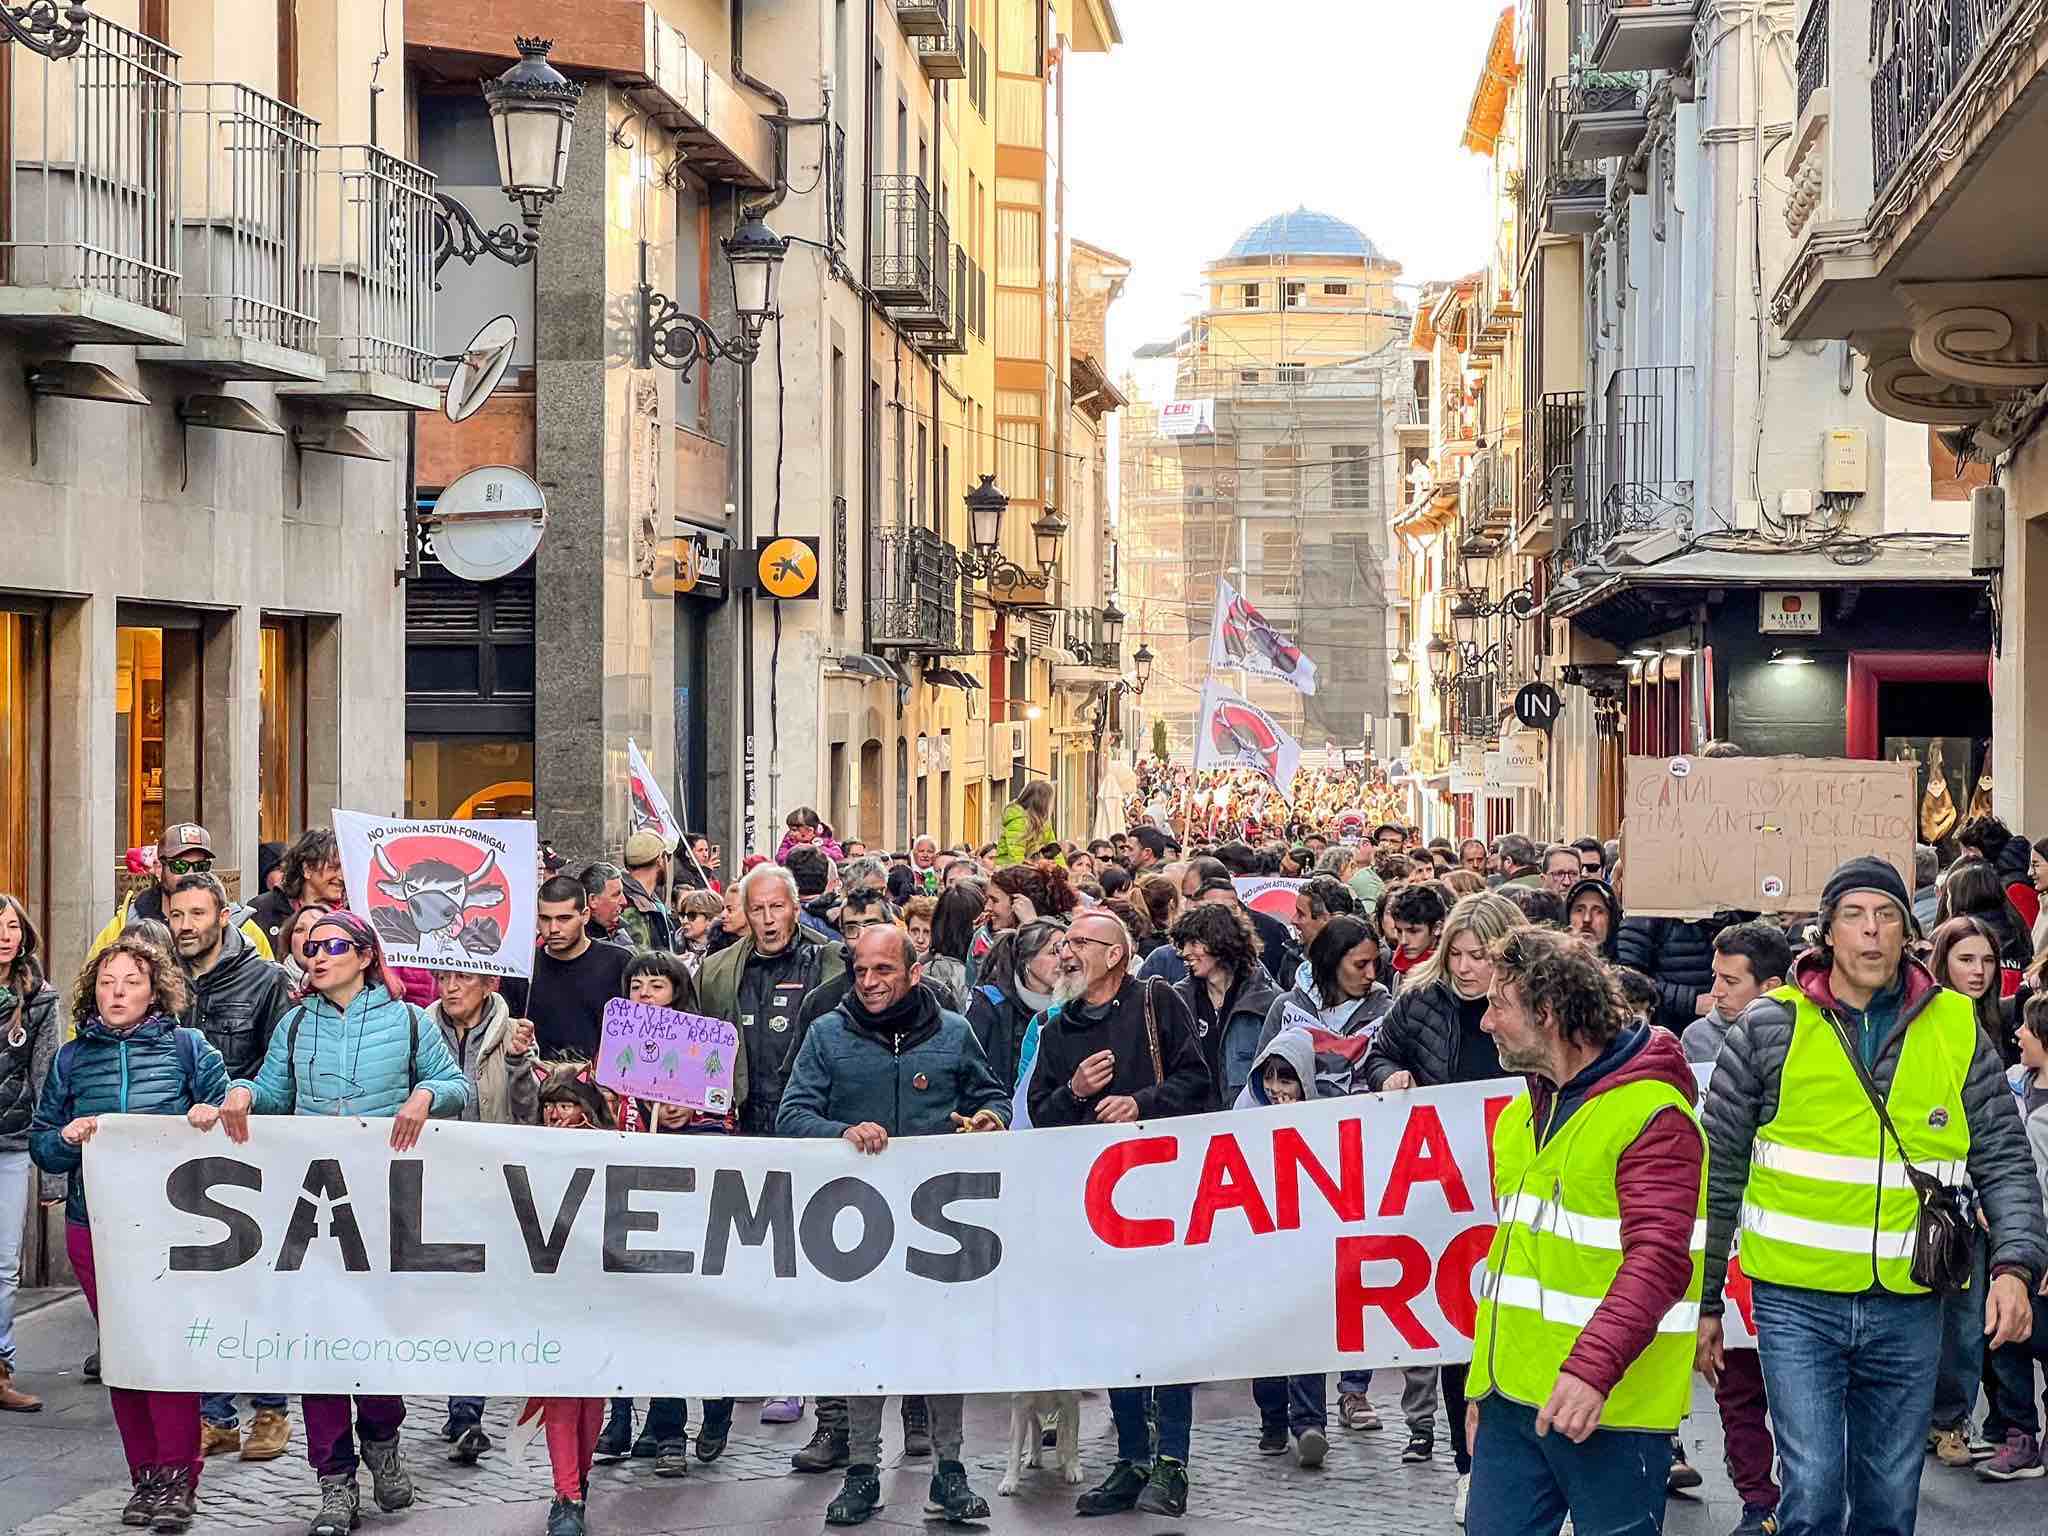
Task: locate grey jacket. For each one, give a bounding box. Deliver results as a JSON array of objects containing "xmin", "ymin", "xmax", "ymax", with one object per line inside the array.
[
  {"xmin": 428, "ymin": 991, "xmax": 539, "ymax": 1125},
  {"xmin": 1701, "ymin": 953, "xmax": 2048, "ymax": 1313}
]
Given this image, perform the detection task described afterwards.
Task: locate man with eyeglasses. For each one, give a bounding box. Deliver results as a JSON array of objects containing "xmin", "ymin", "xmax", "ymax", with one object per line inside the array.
[{"xmin": 91, "ymin": 822, "xmax": 274, "ymax": 961}]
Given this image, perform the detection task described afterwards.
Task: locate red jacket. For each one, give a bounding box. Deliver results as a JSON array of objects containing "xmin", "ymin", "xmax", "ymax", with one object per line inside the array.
[{"xmin": 1521, "ymin": 1023, "xmax": 1704, "ymax": 1399}]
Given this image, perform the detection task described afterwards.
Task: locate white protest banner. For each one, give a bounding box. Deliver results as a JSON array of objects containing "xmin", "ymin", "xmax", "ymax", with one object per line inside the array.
[
  {"xmin": 1232, "ymin": 876, "xmax": 1304, "ymax": 924},
  {"xmin": 1194, "ymin": 681, "xmax": 1304, "ymax": 802},
  {"xmin": 1208, "ymin": 578, "xmax": 1319, "ymax": 697},
  {"xmin": 334, "ymin": 811, "xmax": 538, "ymax": 980},
  {"xmin": 625, "ymin": 737, "xmax": 683, "ymax": 850}
]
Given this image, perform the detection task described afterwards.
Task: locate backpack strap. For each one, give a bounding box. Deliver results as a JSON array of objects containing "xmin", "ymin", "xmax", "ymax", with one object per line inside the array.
[
  {"xmin": 407, "ymin": 1004, "xmax": 421, "ymax": 1091},
  {"xmin": 284, "ymin": 1006, "xmax": 305, "ymax": 1114}
]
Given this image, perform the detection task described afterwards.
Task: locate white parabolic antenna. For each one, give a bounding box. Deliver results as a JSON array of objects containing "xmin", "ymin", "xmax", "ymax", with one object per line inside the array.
[
  {"xmin": 445, "ymin": 314, "xmax": 518, "ymax": 424},
  {"xmin": 431, "ymin": 464, "xmax": 546, "ymax": 582}
]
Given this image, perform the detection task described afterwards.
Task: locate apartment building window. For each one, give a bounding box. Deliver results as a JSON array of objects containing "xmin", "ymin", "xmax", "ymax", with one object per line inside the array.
[
  {"xmin": 1240, "ymin": 282, "xmax": 1259, "ymax": 309},
  {"xmin": 1262, "ymin": 445, "xmax": 1297, "ymax": 505},
  {"xmin": 1332, "ymin": 445, "xmax": 1374, "ymax": 510},
  {"xmin": 0, "ymin": 611, "xmax": 42, "ymax": 916},
  {"xmin": 1187, "ymin": 522, "xmax": 1219, "ymax": 564},
  {"xmin": 1239, "ymin": 368, "xmax": 1261, "ymax": 385},
  {"xmin": 915, "ymin": 422, "xmax": 928, "ymax": 528},
  {"xmin": 1259, "ymin": 531, "xmax": 1299, "ymax": 598},
  {"xmin": 1277, "ymin": 364, "xmax": 1306, "ymax": 387},
  {"xmin": 1285, "ymin": 281, "xmax": 1305, "ymax": 309},
  {"xmin": 1324, "ymin": 282, "xmax": 1349, "ymax": 296}
]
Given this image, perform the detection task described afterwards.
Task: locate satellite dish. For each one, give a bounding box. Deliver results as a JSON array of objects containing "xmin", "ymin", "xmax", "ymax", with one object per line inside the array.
[
  {"xmin": 430, "ymin": 464, "xmax": 546, "ymax": 582},
  {"xmin": 444, "ymin": 314, "xmax": 518, "ymax": 424}
]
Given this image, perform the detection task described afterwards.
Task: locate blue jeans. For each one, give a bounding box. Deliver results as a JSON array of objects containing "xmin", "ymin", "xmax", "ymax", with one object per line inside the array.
[
  {"xmin": 1466, "ymin": 1396, "xmax": 1672, "ymax": 1536},
  {"xmin": 445, "ymin": 1396, "xmax": 485, "ymax": 1430},
  {"xmin": 1109, "ymin": 1384, "xmax": 1192, "ymax": 1464},
  {"xmin": 1252, "ymin": 1372, "xmax": 1327, "ymax": 1434},
  {"xmin": 201, "ymin": 1392, "xmax": 288, "ymax": 1429},
  {"xmin": 1930, "ymin": 1241, "xmax": 1989, "ymax": 1430},
  {"xmin": 1752, "ymin": 1280, "xmax": 1939, "ymax": 1536}
]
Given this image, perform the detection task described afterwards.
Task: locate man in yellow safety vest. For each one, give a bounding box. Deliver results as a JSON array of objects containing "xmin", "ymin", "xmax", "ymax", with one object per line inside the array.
[
  {"xmin": 1466, "ymin": 926, "xmax": 1707, "ymax": 1535},
  {"xmin": 1698, "ymin": 855, "xmax": 2046, "ymax": 1536}
]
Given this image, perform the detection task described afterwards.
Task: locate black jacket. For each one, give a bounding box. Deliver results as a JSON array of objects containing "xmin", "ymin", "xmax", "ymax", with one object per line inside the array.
[
  {"xmin": 1363, "ymin": 978, "xmax": 1475, "ymax": 1090},
  {"xmin": 1615, "ymin": 914, "xmax": 1752, "ymax": 1034},
  {"xmin": 0, "ymin": 982, "xmax": 59, "ymax": 1148},
  {"xmin": 180, "ymin": 925, "xmax": 294, "ymax": 1080},
  {"xmin": 246, "ymin": 885, "xmax": 296, "ymax": 960},
  {"xmin": 965, "ymin": 981, "xmax": 1037, "ymax": 1092},
  {"xmin": 1247, "ymin": 909, "xmax": 1296, "ymax": 991},
  {"xmin": 1029, "ymin": 976, "xmax": 1214, "ymax": 1126},
  {"xmin": 1175, "ymin": 963, "xmax": 1284, "ymax": 1104}
]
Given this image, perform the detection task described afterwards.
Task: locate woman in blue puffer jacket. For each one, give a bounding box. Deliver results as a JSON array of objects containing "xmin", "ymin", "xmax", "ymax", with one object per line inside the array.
[
  {"xmin": 30, "ymin": 933, "xmax": 228, "ymax": 1530},
  {"xmin": 205, "ymin": 910, "xmax": 469, "ymax": 1536}
]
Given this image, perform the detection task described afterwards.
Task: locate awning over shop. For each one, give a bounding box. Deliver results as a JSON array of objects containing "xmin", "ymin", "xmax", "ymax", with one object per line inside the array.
[
  {"xmin": 830, "ymin": 654, "xmax": 911, "ymax": 686},
  {"xmin": 923, "ymin": 667, "xmax": 983, "ymax": 691},
  {"xmin": 1052, "ymin": 663, "xmax": 1124, "ymax": 689}
]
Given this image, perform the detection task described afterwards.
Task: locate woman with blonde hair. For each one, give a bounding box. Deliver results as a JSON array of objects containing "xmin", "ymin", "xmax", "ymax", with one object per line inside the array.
[{"xmin": 991, "ymin": 779, "xmax": 1058, "ymax": 868}]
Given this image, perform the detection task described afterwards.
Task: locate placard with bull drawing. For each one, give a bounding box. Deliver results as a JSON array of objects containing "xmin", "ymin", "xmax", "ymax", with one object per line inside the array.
[{"xmin": 334, "ymin": 810, "xmax": 540, "ymax": 980}]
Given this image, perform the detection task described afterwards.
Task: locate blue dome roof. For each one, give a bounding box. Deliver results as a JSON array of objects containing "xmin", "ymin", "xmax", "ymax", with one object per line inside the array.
[{"xmin": 1224, "ymin": 207, "xmax": 1381, "ymax": 261}]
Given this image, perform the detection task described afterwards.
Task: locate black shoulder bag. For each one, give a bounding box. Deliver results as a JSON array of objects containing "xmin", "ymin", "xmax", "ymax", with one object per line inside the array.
[{"xmin": 1820, "ymin": 1008, "xmax": 1975, "ymax": 1294}]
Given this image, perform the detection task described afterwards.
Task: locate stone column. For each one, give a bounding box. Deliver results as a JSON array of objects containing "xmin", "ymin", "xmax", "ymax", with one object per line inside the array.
[{"xmin": 1995, "ymin": 439, "xmax": 2048, "ymax": 829}]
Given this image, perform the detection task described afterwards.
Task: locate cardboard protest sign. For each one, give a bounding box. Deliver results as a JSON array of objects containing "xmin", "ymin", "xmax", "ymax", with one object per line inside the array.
[
  {"xmin": 595, "ymin": 997, "xmax": 738, "ymax": 1113},
  {"xmin": 1233, "ymin": 876, "xmax": 1304, "ymax": 924},
  {"xmin": 335, "ymin": 811, "xmax": 538, "ymax": 979},
  {"xmin": 1619, "ymin": 755, "xmax": 1915, "ymax": 917}
]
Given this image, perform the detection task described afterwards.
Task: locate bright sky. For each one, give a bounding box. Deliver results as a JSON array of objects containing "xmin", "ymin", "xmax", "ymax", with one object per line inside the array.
[{"xmin": 1065, "ymin": 0, "xmax": 1505, "ymax": 376}]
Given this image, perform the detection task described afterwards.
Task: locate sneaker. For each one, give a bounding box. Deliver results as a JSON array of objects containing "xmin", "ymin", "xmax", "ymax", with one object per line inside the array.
[
  {"xmin": 308, "ymin": 1475, "xmax": 360, "ymax": 1536},
  {"xmin": 1969, "ymin": 1429, "xmax": 2001, "ymax": 1461},
  {"xmin": 1257, "ymin": 1424, "xmax": 1288, "ymax": 1455},
  {"xmin": 902, "ymin": 1395, "xmax": 933, "ymax": 1459},
  {"xmin": 825, "ymin": 1465, "xmax": 883, "ymax": 1526},
  {"xmin": 1931, "ymin": 1426, "xmax": 1973, "ymax": 1469},
  {"xmin": 1134, "ymin": 1456, "xmax": 1188, "ymax": 1517},
  {"xmin": 1075, "ymin": 1460, "xmax": 1149, "ymax": 1517},
  {"xmin": 1667, "ymin": 1441, "xmax": 1703, "ymax": 1490},
  {"xmin": 241, "ymin": 1409, "xmax": 290, "ymax": 1462},
  {"xmin": 656, "ymin": 1439, "xmax": 691, "ymax": 1479},
  {"xmin": 695, "ymin": 1426, "xmax": 728, "ymax": 1463},
  {"xmin": 122, "ymin": 1472, "xmax": 165, "ymax": 1528},
  {"xmin": 1401, "ymin": 1427, "xmax": 1434, "ymax": 1464},
  {"xmin": 359, "ymin": 1434, "xmax": 415, "ymax": 1513},
  {"xmin": 1454, "ymin": 1472, "xmax": 1469, "ymax": 1527},
  {"xmin": 1339, "ymin": 1392, "xmax": 1380, "ymax": 1432},
  {"xmin": 1978, "ymin": 1430, "xmax": 2046, "ymax": 1481},
  {"xmin": 925, "ymin": 1460, "xmax": 991, "ymax": 1523},
  {"xmin": 149, "ymin": 1468, "xmax": 195, "ymax": 1533},
  {"xmin": 1296, "ymin": 1428, "xmax": 1327, "ymax": 1470},
  {"xmin": 792, "ymin": 1424, "xmax": 850, "ymax": 1473},
  {"xmin": 760, "ymin": 1395, "xmax": 803, "ymax": 1424},
  {"xmin": 595, "ymin": 1402, "xmax": 634, "ymax": 1459},
  {"xmin": 200, "ymin": 1421, "xmax": 241, "ymax": 1458},
  {"xmin": 1728, "ymin": 1507, "xmax": 1780, "ymax": 1535},
  {"xmin": 449, "ymin": 1423, "xmax": 491, "ymax": 1465},
  {"xmin": 545, "ymin": 1498, "xmax": 586, "ymax": 1536}
]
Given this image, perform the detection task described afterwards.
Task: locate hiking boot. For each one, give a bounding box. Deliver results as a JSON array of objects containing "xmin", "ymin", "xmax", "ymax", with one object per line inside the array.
[
  {"xmin": 150, "ymin": 1467, "xmax": 195, "ymax": 1533},
  {"xmin": 1728, "ymin": 1508, "xmax": 1779, "ymax": 1535},
  {"xmin": 655, "ymin": 1439, "xmax": 690, "ymax": 1479},
  {"xmin": 1075, "ymin": 1460, "xmax": 1149, "ymax": 1517},
  {"xmin": 825, "ymin": 1465, "xmax": 883, "ymax": 1526},
  {"xmin": 925, "ymin": 1460, "xmax": 991, "ymax": 1523},
  {"xmin": 1401, "ymin": 1427, "xmax": 1434, "ymax": 1463},
  {"xmin": 1454, "ymin": 1472, "xmax": 1469, "ymax": 1527},
  {"xmin": 792, "ymin": 1424, "xmax": 850, "ymax": 1473},
  {"xmin": 308, "ymin": 1475, "xmax": 359, "ymax": 1536},
  {"xmin": 449, "ymin": 1422, "xmax": 491, "ymax": 1464},
  {"xmin": 359, "ymin": 1434, "xmax": 415, "ymax": 1512},
  {"xmin": 1338, "ymin": 1392, "xmax": 1379, "ymax": 1431},
  {"xmin": 0, "ymin": 1363, "xmax": 42, "ymax": 1413},
  {"xmin": 1134, "ymin": 1456, "xmax": 1188, "ymax": 1517},
  {"xmin": 759, "ymin": 1395, "xmax": 802, "ymax": 1424},
  {"xmin": 1256, "ymin": 1424, "xmax": 1288, "ymax": 1455},
  {"xmin": 694, "ymin": 1426, "xmax": 728, "ymax": 1463},
  {"xmin": 241, "ymin": 1409, "xmax": 290, "ymax": 1461},
  {"xmin": 1296, "ymin": 1428, "xmax": 1327, "ymax": 1470},
  {"xmin": 1978, "ymin": 1430, "xmax": 2046, "ymax": 1481},
  {"xmin": 200, "ymin": 1422, "xmax": 240, "ymax": 1458},
  {"xmin": 1931, "ymin": 1426, "xmax": 1973, "ymax": 1469},
  {"xmin": 545, "ymin": 1498, "xmax": 586, "ymax": 1536},
  {"xmin": 122, "ymin": 1472, "xmax": 164, "ymax": 1528},
  {"xmin": 595, "ymin": 1402, "xmax": 634, "ymax": 1459},
  {"xmin": 630, "ymin": 1429, "xmax": 660, "ymax": 1460},
  {"xmin": 1667, "ymin": 1441, "xmax": 1703, "ymax": 1490},
  {"xmin": 902, "ymin": 1395, "xmax": 933, "ymax": 1459}
]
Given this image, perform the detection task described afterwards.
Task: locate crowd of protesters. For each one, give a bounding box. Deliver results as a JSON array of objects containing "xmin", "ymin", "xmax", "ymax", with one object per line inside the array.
[{"xmin": 4, "ymin": 777, "xmax": 2048, "ymax": 1536}]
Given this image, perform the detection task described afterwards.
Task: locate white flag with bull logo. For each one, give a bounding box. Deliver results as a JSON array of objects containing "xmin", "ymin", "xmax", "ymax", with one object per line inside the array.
[{"xmin": 333, "ymin": 810, "xmax": 540, "ymax": 980}]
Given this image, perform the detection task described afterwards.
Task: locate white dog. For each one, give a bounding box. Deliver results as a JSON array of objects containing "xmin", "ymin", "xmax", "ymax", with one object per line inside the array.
[{"xmin": 997, "ymin": 1390, "xmax": 1083, "ymax": 1494}]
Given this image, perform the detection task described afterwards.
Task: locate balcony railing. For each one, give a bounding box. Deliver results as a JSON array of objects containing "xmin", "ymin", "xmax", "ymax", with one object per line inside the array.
[
  {"xmin": 1596, "ymin": 365, "xmax": 1694, "ymax": 543},
  {"xmin": 1563, "ymin": 70, "xmax": 1652, "ymax": 160},
  {"xmin": 1063, "ymin": 606, "xmax": 1119, "ymax": 669},
  {"xmin": 913, "ymin": 0, "xmax": 966, "ymax": 78},
  {"xmin": 870, "ymin": 525, "xmax": 964, "ymax": 653},
  {"xmin": 1540, "ymin": 82, "xmax": 1608, "ymax": 236},
  {"xmin": 869, "ymin": 174, "xmax": 940, "ymax": 313},
  {"xmin": 896, "ymin": 0, "xmax": 949, "ymax": 37},
  {"xmin": 1585, "ymin": 0, "xmax": 1699, "ymax": 73},
  {"xmin": 896, "ymin": 207, "xmax": 951, "ymax": 335},
  {"xmin": 288, "ymin": 144, "xmax": 437, "ymax": 409},
  {"xmin": 158, "ymin": 81, "xmax": 320, "ymax": 375},
  {"xmin": 827, "ymin": 123, "xmax": 848, "ymax": 251},
  {"xmin": 1468, "ymin": 445, "xmax": 1513, "ymax": 530},
  {"xmin": 921, "ymin": 247, "xmax": 969, "ymax": 355},
  {"xmin": 1871, "ymin": 0, "xmax": 2020, "ymax": 193},
  {"xmin": 1797, "ymin": 0, "xmax": 1829, "ymax": 118},
  {"xmin": 1538, "ymin": 391, "xmax": 1587, "ymax": 511},
  {"xmin": 0, "ymin": 13, "xmax": 182, "ymax": 345}
]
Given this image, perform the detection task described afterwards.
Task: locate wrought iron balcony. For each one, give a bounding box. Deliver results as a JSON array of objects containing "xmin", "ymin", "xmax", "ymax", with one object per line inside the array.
[
  {"xmin": 1585, "ymin": 0, "xmax": 1698, "ymax": 73},
  {"xmin": 920, "ymin": 247, "xmax": 969, "ymax": 355},
  {"xmin": 1871, "ymin": 0, "xmax": 2019, "ymax": 193},
  {"xmin": 1467, "ymin": 444, "xmax": 1513, "ymax": 533},
  {"xmin": 278, "ymin": 144, "xmax": 438, "ymax": 412},
  {"xmin": 827, "ymin": 123, "xmax": 848, "ymax": 252},
  {"xmin": 1595, "ymin": 365, "xmax": 1694, "ymax": 544},
  {"xmin": 1797, "ymin": 0, "xmax": 1829, "ymax": 118},
  {"xmin": 896, "ymin": 208, "xmax": 952, "ymax": 336},
  {"xmin": 896, "ymin": 0, "xmax": 949, "ymax": 37},
  {"xmin": 913, "ymin": 0, "xmax": 966, "ymax": 78},
  {"xmin": 870, "ymin": 525, "xmax": 965, "ymax": 654},
  {"xmin": 143, "ymin": 81, "xmax": 321, "ymax": 380},
  {"xmin": 1563, "ymin": 70, "xmax": 1651, "ymax": 160},
  {"xmin": 869, "ymin": 174, "xmax": 944, "ymax": 322},
  {"xmin": 1063, "ymin": 606, "xmax": 1120, "ymax": 669},
  {"xmin": 0, "ymin": 13, "xmax": 182, "ymax": 345},
  {"xmin": 1538, "ymin": 391, "xmax": 1587, "ymax": 513},
  {"xmin": 1539, "ymin": 83, "xmax": 1607, "ymax": 236}
]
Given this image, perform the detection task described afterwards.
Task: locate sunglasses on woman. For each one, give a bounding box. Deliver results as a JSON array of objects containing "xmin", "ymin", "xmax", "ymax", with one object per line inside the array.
[{"xmin": 308, "ymin": 937, "xmax": 364, "ymax": 958}]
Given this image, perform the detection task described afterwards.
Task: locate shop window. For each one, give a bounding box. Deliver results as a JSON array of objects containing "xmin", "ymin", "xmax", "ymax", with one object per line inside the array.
[
  {"xmin": 115, "ymin": 626, "xmax": 168, "ymax": 857},
  {"xmin": 405, "ymin": 737, "xmax": 533, "ymax": 819},
  {"xmin": 0, "ymin": 613, "xmax": 41, "ymax": 906},
  {"xmin": 259, "ymin": 618, "xmax": 306, "ymax": 844}
]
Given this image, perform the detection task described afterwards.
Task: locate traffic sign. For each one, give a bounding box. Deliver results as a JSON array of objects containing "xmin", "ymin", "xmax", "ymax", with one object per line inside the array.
[
  {"xmin": 753, "ymin": 536, "xmax": 820, "ymax": 599},
  {"xmin": 1513, "ymin": 682, "xmax": 1563, "ymax": 733}
]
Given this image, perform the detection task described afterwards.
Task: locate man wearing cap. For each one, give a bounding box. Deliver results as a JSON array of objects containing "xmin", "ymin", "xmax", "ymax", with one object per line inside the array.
[
  {"xmin": 1698, "ymin": 854, "xmax": 2048, "ymax": 1536},
  {"xmin": 618, "ymin": 831, "xmax": 680, "ymax": 952},
  {"xmin": 91, "ymin": 823, "xmax": 273, "ymax": 961}
]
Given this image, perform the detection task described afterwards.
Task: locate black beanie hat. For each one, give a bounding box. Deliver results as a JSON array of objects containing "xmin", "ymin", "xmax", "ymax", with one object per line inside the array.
[{"xmin": 1819, "ymin": 856, "xmax": 1914, "ymax": 930}]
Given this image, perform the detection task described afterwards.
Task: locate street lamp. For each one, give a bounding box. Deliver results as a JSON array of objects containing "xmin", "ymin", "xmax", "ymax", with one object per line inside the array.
[
  {"xmin": 1100, "ymin": 598, "xmax": 1126, "ymax": 657},
  {"xmin": 726, "ymin": 212, "xmax": 789, "ymax": 345},
  {"xmin": 1031, "ymin": 509, "xmax": 1069, "ymax": 577},
  {"xmin": 958, "ymin": 476, "xmax": 1062, "ymax": 585},
  {"xmin": 434, "ymin": 37, "xmax": 583, "ymax": 277},
  {"xmin": 965, "ymin": 473, "xmax": 1007, "ymax": 556},
  {"xmin": 1132, "ymin": 642, "xmax": 1154, "ymax": 692},
  {"xmin": 1450, "ymin": 593, "xmax": 1481, "ymax": 649},
  {"xmin": 637, "ymin": 209, "xmax": 791, "ymax": 380}
]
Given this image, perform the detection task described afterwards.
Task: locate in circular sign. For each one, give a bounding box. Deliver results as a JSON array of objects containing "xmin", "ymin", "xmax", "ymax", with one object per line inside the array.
[
  {"xmin": 757, "ymin": 537, "xmax": 818, "ymax": 599},
  {"xmin": 1513, "ymin": 682, "xmax": 1563, "ymax": 732}
]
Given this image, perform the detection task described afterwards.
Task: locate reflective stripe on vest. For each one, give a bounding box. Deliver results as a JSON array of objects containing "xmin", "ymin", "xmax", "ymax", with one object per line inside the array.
[
  {"xmin": 1738, "ymin": 985, "xmax": 1975, "ymax": 1295},
  {"xmin": 1469, "ymin": 1075, "xmax": 1705, "ymax": 1434}
]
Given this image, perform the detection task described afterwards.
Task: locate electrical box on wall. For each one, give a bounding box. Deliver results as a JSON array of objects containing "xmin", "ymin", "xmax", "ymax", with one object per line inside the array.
[
  {"xmin": 1822, "ymin": 428, "xmax": 1869, "ymax": 493},
  {"xmin": 1972, "ymin": 485, "xmax": 2006, "ymax": 575}
]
